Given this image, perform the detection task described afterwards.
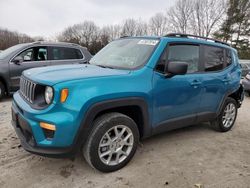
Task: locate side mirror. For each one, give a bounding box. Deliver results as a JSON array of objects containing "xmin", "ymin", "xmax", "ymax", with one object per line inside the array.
[
  {"xmin": 165, "ymin": 61, "xmax": 188, "ymax": 78},
  {"xmin": 12, "ymin": 56, "xmax": 23, "ymax": 65}
]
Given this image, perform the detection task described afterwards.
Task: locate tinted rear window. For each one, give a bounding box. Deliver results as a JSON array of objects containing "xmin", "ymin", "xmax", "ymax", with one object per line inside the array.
[
  {"xmin": 204, "ymin": 46, "xmax": 224, "ymax": 72},
  {"xmin": 50, "ymin": 47, "xmax": 83, "ymax": 60}
]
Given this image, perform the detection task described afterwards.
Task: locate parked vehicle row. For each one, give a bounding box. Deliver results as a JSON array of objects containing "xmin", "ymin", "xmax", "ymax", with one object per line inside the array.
[
  {"xmin": 0, "ymin": 42, "xmax": 92, "ymax": 100},
  {"xmin": 11, "ymin": 34, "xmax": 243, "ymax": 172},
  {"xmin": 239, "ymin": 60, "xmax": 250, "ymax": 95},
  {"xmin": 239, "ymin": 59, "xmax": 250, "ymax": 78}
]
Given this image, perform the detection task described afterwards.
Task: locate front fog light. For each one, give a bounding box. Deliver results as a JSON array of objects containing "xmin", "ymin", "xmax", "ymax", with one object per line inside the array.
[{"xmin": 45, "ymin": 86, "xmax": 54, "ymax": 104}]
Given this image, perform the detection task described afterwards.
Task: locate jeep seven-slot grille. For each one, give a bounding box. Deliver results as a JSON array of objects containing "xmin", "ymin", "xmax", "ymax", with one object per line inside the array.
[{"xmin": 20, "ymin": 76, "xmax": 36, "ymax": 103}]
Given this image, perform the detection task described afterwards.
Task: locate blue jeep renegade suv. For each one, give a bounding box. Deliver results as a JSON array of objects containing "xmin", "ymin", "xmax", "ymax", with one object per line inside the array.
[{"xmin": 11, "ymin": 33, "xmax": 244, "ymax": 172}]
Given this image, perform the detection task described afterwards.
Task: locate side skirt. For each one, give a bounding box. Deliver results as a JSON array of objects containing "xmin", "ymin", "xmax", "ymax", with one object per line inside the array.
[{"xmin": 152, "ymin": 112, "xmax": 217, "ymax": 135}]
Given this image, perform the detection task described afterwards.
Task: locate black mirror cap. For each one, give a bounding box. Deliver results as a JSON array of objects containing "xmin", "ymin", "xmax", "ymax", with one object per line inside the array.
[{"xmin": 165, "ymin": 61, "xmax": 188, "ymax": 77}]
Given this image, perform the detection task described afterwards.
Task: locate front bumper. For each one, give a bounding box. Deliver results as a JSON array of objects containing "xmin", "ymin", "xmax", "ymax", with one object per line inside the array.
[{"xmin": 11, "ymin": 93, "xmax": 80, "ymax": 158}]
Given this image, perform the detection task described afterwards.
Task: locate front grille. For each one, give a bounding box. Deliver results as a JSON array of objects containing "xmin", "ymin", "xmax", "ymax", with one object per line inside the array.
[{"xmin": 20, "ymin": 76, "xmax": 36, "ymax": 103}]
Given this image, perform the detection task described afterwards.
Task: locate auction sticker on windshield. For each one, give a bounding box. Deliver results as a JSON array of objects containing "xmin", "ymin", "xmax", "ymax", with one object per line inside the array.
[{"xmin": 138, "ymin": 40, "xmax": 159, "ymax": 46}]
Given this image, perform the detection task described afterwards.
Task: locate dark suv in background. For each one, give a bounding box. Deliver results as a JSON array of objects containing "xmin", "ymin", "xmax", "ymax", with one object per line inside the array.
[{"xmin": 0, "ymin": 42, "xmax": 92, "ymax": 99}]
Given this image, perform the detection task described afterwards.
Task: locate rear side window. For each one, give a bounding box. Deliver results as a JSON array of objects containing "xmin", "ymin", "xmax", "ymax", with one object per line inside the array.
[
  {"xmin": 167, "ymin": 44, "xmax": 199, "ymax": 73},
  {"xmin": 50, "ymin": 47, "xmax": 83, "ymax": 60},
  {"xmin": 204, "ymin": 46, "xmax": 224, "ymax": 72}
]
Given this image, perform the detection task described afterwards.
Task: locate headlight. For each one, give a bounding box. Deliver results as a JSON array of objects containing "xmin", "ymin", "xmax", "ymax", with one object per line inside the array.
[{"xmin": 45, "ymin": 86, "xmax": 54, "ymax": 104}]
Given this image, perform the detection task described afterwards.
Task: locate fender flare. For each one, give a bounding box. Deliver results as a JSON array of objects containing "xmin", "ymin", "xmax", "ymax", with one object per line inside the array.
[
  {"xmin": 73, "ymin": 97, "xmax": 151, "ymax": 150},
  {"xmin": 217, "ymin": 84, "xmax": 244, "ymax": 115}
]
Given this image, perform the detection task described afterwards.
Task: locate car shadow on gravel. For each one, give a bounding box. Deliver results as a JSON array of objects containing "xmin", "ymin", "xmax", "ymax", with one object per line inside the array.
[{"xmin": 15, "ymin": 122, "xmax": 215, "ymax": 174}]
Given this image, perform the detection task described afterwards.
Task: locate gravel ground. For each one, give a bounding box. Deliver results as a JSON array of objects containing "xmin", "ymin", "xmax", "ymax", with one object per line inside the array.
[{"xmin": 0, "ymin": 97, "xmax": 250, "ymax": 188}]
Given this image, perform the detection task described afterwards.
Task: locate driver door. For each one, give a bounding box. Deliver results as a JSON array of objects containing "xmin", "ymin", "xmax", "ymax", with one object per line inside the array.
[
  {"xmin": 9, "ymin": 46, "xmax": 50, "ymax": 91},
  {"xmin": 152, "ymin": 43, "xmax": 203, "ymax": 134}
]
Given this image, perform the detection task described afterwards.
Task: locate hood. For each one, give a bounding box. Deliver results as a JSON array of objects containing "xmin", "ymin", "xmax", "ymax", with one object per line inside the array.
[{"xmin": 23, "ymin": 64, "xmax": 130, "ymax": 85}]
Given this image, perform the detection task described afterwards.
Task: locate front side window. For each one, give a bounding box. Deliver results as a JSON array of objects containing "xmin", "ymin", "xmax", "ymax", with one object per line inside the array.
[
  {"xmin": 89, "ymin": 38, "xmax": 159, "ymax": 69},
  {"xmin": 13, "ymin": 46, "xmax": 47, "ymax": 62},
  {"xmin": 50, "ymin": 47, "xmax": 83, "ymax": 60},
  {"xmin": 19, "ymin": 48, "xmax": 34, "ymax": 62},
  {"xmin": 155, "ymin": 44, "xmax": 199, "ymax": 73},
  {"xmin": 204, "ymin": 46, "xmax": 224, "ymax": 72},
  {"xmin": 168, "ymin": 44, "xmax": 199, "ymax": 73}
]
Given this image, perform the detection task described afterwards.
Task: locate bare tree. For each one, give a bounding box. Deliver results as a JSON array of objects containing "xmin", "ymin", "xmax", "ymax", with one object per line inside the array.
[
  {"xmin": 121, "ymin": 18, "xmax": 138, "ymax": 36},
  {"xmin": 149, "ymin": 13, "xmax": 168, "ymax": 36},
  {"xmin": 135, "ymin": 19, "xmax": 148, "ymax": 36},
  {"xmin": 121, "ymin": 18, "xmax": 149, "ymax": 36},
  {"xmin": 0, "ymin": 28, "xmax": 34, "ymax": 50},
  {"xmin": 101, "ymin": 24, "xmax": 122, "ymax": 41},
  {"xmin": 167, "ymin": 0, "xmax": 193, "ymax": 33},
  {"xmin": 191, "ymin": 0, "xmax": 227, "ymax": 37},
  {"xmin": 58, "ymin": 21, "xmax": 99, "ymax": 48}
]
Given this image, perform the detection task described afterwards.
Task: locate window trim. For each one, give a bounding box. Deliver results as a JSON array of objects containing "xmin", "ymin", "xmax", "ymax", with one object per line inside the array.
[
  {"xmin": 9, "ymin": 46, "xmax": 49, "ymax": 64},
  {"xmin": 9, "ymin": 45, "xmax": 86, "ymax": 65},
  {"xmin": 48, "ymin": 46, "xmax": 85, "ymax": 61},
  {"xmin": 200, "ymin": 44, "xmax": 235, "ymax": 74},
  {"xmin": 154, "ymin": 42, "xmax": 202, "ymax": 75},
  {"xmin": 201, "ymin": 44, "xmax": 226, "ymax": 73},
  {"xmin": 225, "ymin": 48, "xmax": 233, "ymax": 67}
]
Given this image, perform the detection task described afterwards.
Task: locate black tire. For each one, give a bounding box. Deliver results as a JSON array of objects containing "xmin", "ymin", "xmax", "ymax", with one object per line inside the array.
[
  {"xmin": 211, "ymin": 97, "xmax": 238, "ymax": 132},
  {"xmin": 83, "ymin": 112, "xmax": 139, "ymax": 172},
  {"xmin": 0, "ymin": 81, "xmax": 5, "ymax": 101}
]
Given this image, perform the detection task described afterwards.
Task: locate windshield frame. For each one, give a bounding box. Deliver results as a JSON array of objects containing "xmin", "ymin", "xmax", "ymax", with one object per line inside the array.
[{"xmin": 89, "ymin": 37, "xmax": 161, "ymax": 70}]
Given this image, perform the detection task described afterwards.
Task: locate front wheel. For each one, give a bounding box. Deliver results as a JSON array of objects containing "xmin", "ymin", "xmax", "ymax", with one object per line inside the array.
[
  {"xmin": 211, "ymin": 97, "xmax": 238, "ymax": 132},
  {"xmin": 83, "ymin": 112, "xmax": 139, "ymax": 172}
]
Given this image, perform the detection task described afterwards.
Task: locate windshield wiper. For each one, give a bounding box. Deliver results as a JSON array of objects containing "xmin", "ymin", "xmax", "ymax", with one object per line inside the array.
[
  {"xmin": 79, "ymin": 60, "xmax": 89, "ymax": 64},
  {"xmin": 95, "ymin": 64, "xmax": 114, "ymax": 69}
]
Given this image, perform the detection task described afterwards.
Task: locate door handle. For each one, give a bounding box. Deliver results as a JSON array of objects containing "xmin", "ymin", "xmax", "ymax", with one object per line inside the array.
[
  {"xmin": 222, "ymin": 77, "xmax": 231, "ymax": 83},
  {"xmin": 190, "ymin": 80, "xmax": 202, "ymax": 88},
  {"xmin": 190, "ymin": 80, "xmax": 202, "ymax": 86}
]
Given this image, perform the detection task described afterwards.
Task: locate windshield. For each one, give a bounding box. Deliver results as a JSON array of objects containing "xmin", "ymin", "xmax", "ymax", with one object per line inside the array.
[
  {"xmin": 0, "ymin": 44, "xmax": 27, "ymax": 60},
  {"xmin": 89, "ymin": 38, "xmax": 159, "ymax": 69}
]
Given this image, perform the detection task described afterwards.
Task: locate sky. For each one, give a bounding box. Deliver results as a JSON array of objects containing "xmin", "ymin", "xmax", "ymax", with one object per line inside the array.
[{"xmin": 0, "ymin": 0, "xmax": 176, "ymax": 38}]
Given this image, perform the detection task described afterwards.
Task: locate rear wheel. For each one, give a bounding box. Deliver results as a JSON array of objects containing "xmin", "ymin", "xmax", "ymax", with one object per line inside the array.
[
  {"xmin": 83, "ymin": 112, "xmax": 139, "ymax": 172},
  {"xmin": 0, "ymin": 81, "xmax": 5, "ymax": 100},
  {"xmin": 211, "ymin": 97, "xmax": 238, "ymax": 132}
]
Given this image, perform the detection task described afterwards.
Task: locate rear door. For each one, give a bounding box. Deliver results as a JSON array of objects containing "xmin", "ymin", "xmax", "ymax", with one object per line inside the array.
[
  {"xmin": 198, "ymin": 45, "xmax": 228, "ymax": 119},
  {"xmin": 9, "ymin": 46, "xmax": 49, "ymax": 90},
  {"xmin": 49, "ymin": 46, "xmax": 85, "ymax": 65}
]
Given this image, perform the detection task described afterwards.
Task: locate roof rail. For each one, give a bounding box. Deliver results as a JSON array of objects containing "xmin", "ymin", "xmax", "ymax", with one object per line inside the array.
[
  {"xmin": 32, "ymin": 41, "xmax": 41, "ymax": 44},
  {"xmin": 165, "ymin": 33, "xmax": 230, "ymax": 46}
]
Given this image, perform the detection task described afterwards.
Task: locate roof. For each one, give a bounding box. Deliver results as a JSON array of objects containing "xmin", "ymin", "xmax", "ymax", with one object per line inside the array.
[
  {"xmin": 23, "ymin": 41, "xmax": 85, "ymax": 48},
  {"xmin": 121, "ymin": 34, "xmax": 234, "ymax": 50}
]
